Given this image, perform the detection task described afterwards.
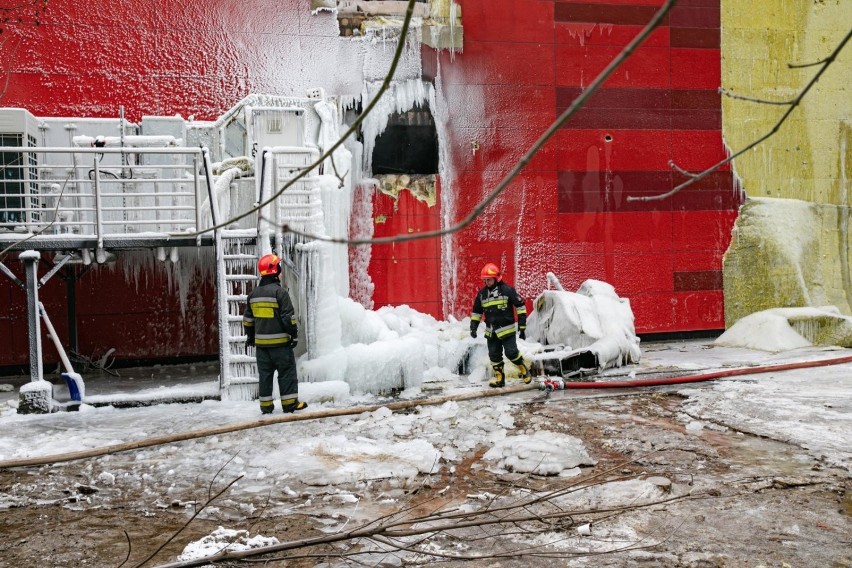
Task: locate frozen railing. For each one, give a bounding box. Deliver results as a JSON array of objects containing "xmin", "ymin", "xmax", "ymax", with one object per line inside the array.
[{"xmin": 0, "ymin": 146, "xmax": 214, "ymax": 245}]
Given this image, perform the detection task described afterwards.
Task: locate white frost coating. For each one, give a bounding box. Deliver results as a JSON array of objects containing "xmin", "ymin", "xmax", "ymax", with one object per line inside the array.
[
  {"xmin": 740, "ymin": 197, "xmax": 818, "ymax": 306},
  {"xmin": 527, "ymin": 279, "xmax": 641, "ymax": 370},
  {"xmin": 314, "ymin": 97, "xmax": 354, "ymax": 297},
  {"xmin": 318, "ymin": 173, "xmax": 351, "ymax": 297},
  {"xmin": 298, "ymin": 298, "xmax": 469, "ymax": 394},
  {"xmin": 432, "ymin": 61, "xmax": 460, "ymax": 317},
  {"xmin": 178, "ymin": 527, "xmax": 279, "ymax": 562},
  {"xmin": 119, "ymin": 248, "xmax": 214, "ymax": 317},
  {"xmin": 714, "ymin": 306, "xmax": 852, "ymax": 352},
  {"xmin": 360, "ymin": 78, "xmax": 432, "ymax": 175},
  {"xmin": 200, "ymin": 167, "xmax": 239, "ymax": 230},
  {"xmin": 483, "ymin": 430, "xmax": 595, "ymax": 476},
  {"xmin": 349, "ymin": 179, "xmax": 376, "ymax": 309}
]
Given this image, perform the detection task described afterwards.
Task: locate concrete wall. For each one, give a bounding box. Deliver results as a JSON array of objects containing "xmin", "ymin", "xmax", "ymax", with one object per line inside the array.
[{"xmin": 722, "ymin": 0, "xmax": 852, "ymax": 325}]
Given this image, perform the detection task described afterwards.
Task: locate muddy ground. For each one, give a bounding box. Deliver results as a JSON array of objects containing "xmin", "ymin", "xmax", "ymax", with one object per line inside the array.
[{"xmin": 1, "ymin": 389, "xmax": 849, "ymax": 567}]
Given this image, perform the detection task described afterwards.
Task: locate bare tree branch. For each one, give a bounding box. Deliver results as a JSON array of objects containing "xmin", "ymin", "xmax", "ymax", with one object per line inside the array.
[
  {"xmin": 629, "ymin": 27, "xmax": 852, "ymax": 203},
  {"xmin": 130, "ymin": 474, "xmax": 244, "ymax": 568},
  {"xmin": 173, "ymin": 0, "xmax": 420, "ymax": 238},
  {"xmin": 273, "ymin": 0, "xmax": 676, "ymax": 247}
]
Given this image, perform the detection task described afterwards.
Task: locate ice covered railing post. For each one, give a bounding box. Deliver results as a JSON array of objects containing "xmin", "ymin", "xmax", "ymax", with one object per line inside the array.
[{"xmin": 267, "ymin": 147, "xmax": 343, "ymax": 361}]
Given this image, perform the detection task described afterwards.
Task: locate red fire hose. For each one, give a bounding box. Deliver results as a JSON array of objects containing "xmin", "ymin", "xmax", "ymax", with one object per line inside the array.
[{"xmin": 545, "ymin": 353, "xmax": 852, "ymax": 390}]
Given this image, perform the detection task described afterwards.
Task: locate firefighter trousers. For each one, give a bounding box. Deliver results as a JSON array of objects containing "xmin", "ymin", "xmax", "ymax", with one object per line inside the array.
[
  {"xmin": 256, "ymin": 345, "xmax": 298, "ymax": 403},
  {"xmin": 487, "ymin": 331, "xmax": 522, "ymax": 366}
]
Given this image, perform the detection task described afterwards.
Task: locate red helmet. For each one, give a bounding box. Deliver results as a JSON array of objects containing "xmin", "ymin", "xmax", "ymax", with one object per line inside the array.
[
  {"xmin": 258, "ymin": 253, "xmax": 281, "ymax": 276},
  {"xmin": 480, "ymin": 263, "xmax": 501, "ymax": 281}
]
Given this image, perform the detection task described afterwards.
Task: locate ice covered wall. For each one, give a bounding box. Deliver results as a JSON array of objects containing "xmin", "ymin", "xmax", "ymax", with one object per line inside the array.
[{"xmin": 721, "ymin": 0, "xmax": 852, "ymax": 325}]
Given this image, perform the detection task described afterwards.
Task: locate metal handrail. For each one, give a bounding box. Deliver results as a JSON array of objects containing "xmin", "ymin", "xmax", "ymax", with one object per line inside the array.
[{"xmin": 0, "ymin": 145, "xmax": 212, "ymax": 246}]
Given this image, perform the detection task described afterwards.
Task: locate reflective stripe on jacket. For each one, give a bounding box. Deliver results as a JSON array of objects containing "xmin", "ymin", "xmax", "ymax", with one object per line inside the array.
[
  {"xmin": 243, "ymin": 277, "xmax": 298, "ymax": 348},
  {"xmin": 470, "ymin": 281, "xmax": 527, "ymax": 335}
]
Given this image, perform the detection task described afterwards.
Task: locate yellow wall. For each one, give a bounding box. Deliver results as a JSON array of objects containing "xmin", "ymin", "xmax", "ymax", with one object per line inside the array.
[
  {"xmin": 722, "ymin": 0, "xmax": 851, "ymax": 204},
  {"xmin": 722, "ymin": 0, "xmax": 852, "ymax": 325}
]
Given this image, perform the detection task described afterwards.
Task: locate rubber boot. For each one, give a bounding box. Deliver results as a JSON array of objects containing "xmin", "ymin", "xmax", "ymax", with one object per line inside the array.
[
  {"xmin": 489, "ymin": 365, "xmax": 505, "ymax": 388},
  {"xmin": 517, "ymin": 362, "xmax": 531, "ymax": 384},
  {"xmin": 281, "ymin": 398, "xmax": 308, "ymax": 413}
]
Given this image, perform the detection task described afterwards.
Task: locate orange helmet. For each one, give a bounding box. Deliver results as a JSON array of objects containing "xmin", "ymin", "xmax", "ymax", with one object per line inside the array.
[
  {"xmin": 258, "ymin": 253, "xmax": 281, "ymax": 276},
  {"xmin": 480, "ymin": 263, "xmax": 501, "ymax": 281}
]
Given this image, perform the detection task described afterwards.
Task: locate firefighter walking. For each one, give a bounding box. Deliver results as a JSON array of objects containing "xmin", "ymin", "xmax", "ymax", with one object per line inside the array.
[
  {"xmin": 243, "ymin": 253, "xmax": 308, "ymax": 414},
  {"xmin": 469, "ymin": 263, "xmax": 530, "ymax": 387}
]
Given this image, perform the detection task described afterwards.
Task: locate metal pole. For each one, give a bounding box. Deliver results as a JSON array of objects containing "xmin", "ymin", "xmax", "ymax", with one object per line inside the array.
[{"xmin": 20, "ymin": 250, "xmax": 43, "ymax": 382}]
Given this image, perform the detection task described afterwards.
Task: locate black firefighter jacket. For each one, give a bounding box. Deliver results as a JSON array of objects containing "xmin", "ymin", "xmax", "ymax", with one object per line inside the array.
[
  {"xmin": 243, "ymin": 275, "xmax": 298, "ymax": 348},
  {"xmin": 470, "ymin": 281, "xmax": 527, "ymax": 339}
]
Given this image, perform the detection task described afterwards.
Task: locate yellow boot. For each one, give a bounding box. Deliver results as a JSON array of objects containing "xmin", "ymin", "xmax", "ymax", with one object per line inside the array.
[
  {"xmin": 489, "ymin": 364, "xmax": 505, "ymax": 388},
  {"xmin": 518, "ymin": 362, "xmax": 531, "ymax": 384}
]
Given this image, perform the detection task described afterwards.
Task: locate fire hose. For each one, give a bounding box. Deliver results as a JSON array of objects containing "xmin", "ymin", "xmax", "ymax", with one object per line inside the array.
[{"xmin": 2, "ymin": 354, "xmax": 851, "ymax": 470}]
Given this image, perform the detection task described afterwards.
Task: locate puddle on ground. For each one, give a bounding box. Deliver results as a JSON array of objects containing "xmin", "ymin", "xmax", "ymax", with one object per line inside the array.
[{"xmin": 701, "ymin": 429, "xmax": 816, "ymax": 477}]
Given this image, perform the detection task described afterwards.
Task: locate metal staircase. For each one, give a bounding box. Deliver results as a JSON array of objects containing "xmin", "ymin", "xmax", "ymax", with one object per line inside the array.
[{"xmin": 215, "ymin": 228, "xmax": 260, "ymax": 401}]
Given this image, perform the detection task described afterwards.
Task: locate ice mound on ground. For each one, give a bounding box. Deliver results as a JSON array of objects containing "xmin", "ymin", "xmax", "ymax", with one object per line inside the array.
[
  {"xmin": 715, "ymin": 306, "xmax": 852, "ymax": 352},
  {"xmin": 482, "ymin": 430, "xmax": 595, "ymax": 476}
]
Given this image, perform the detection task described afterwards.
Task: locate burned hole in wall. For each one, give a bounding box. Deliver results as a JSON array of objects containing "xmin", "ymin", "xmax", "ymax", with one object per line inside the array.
[{"xmin": 372, "ymin": 104, "xmax": 439, "ymax": 176}]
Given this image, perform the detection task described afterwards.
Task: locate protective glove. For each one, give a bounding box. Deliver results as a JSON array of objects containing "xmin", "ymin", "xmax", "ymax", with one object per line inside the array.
[
  {"xmin": 518, "ymin": 329, "xmax": 526, "ymax": 340},
  {"xmin": 470, "ymin": 329, "xmax": 477, "ymax": 339},
  {"xmin": 291, "ymin": 338, "xmax": 299, "ymax": 349}
]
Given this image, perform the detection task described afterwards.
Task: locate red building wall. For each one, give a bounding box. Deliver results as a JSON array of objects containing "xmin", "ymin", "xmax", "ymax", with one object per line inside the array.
[
  {"xmin": 0, "ymin": 0, "xmax": 738, "ymax": 367},
  {"xmin": 414, "ymin": 0, "xmax": 740, "ymax": 332}
]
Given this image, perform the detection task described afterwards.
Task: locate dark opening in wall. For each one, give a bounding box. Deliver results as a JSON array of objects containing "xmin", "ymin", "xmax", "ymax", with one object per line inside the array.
[{"xmin": 372, "ymin": 105, "xmax": 439, "ymax": 175}]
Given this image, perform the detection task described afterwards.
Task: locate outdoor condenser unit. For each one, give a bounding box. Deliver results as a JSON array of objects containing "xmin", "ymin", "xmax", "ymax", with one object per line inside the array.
[
  {"xmin": 250, "ymin": 107, "xmax": 305, "ymax": 150},
  {"xmin": 0, "ymin": 108, "xmax": 41, "ymax": 230}
]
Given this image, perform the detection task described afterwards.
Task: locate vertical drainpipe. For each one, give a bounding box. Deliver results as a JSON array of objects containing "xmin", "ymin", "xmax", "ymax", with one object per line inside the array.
[{"xmin": 20, "ymin": 250, "xmax": 43, "ymax": 382}]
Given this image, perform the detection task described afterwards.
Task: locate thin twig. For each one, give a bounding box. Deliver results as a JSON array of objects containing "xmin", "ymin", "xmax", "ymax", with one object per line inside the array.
[
  {"xmin": 132, "ymin": 474, "xmax": 244, "ymax": 568},
  {"xmin": 273, "ymin": 0, "xmax": 675, "ymax": 247},
  {"xmin": 173, "ymin": 0, "xmax": 419, "ymax": 238},
  {"xmin": 629, "ymin": 27, "xmax": 852, "ymax": 203}
]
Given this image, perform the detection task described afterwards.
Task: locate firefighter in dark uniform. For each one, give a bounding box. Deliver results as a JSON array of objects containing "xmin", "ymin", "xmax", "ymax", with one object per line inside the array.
[
  {"xmin": 243, "ymin": 253, "xmax": 308, "ymax": 414},
  {"xmin": 469, "ymin": 263, "xmax": 530, "ymax": 388}
]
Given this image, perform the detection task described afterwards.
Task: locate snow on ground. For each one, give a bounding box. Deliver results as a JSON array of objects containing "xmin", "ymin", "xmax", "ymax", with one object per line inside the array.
[{"xmin": 0, "ymin": 307, "xmax": 850, "ymax": 563}]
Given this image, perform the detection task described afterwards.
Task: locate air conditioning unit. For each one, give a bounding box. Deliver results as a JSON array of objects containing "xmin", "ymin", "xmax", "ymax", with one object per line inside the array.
[
  {"xmin": 250, "ymin": 107, "xmax": 305, "ymax": 150},
  {"xmin": 0, "ymin": 108, "xmax": 41, "ymax": 230}
]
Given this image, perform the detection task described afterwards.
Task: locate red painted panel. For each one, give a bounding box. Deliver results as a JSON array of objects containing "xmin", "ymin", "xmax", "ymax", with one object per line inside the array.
[
  {"xmin": 669, "ymin": 6, "xmax": 720, "ymax": 28},
  {"xmin": 674, "ymin": 270, "xmax": 723, "ymax": 291},
  {"xmin": 556, "ymin": 23, "xmax": 670, "ymax": 48},
  {"xmin": 557, "ymin": 212, "xmax": 608, "ymax": 253},
  {"xmin": 440, "ymin": 41, "xmax": 555, "ymax": 86},
  {"xmin": 671, "ymin": 131, "xmax": 731, "ymax": 172},
  {"xmin": 557, "ymin": 87, "xmax": 672, "ymax": 110},
  {"xmin": 671, "ymin": 49, "xmax": 721, "ymax": 89},
  {"xmin": 554, "ymin": 0, "xmax": 668, "ymax": 5},
  {"xmin": 440, "ymin": 84, "xmax": 556, "ymax": 131},
  {"xmin": 672, "ymin": 210, "xmax": 738, "ymax": 251},
  {"xmin": 674, "ymin": 249, "xmax": 725, "ymax": 271},
  {"xmin": 608, "ymin": 252, "xmax": 675, "ymax": 294},
  {"xmin": 607, "ymin": 211, "xmax": 674, "ymax": 253},
  {"xmin": 670, "ymin": 109, "xmax": 721, "ymax": 130},
  {"xmin": 452, "ymin": 127, "xmax": 557, "ymax": 173},
  {"xmin": 370, "ymin": 257, "xmax": 441, "ymax": 306},
  {"xmin": 627, "ymin": 292, "xmax": 679, "ymax": 334},
  {"xmin": 556, "ymin": 45, "xmax": 671, "ymax": 88},
  {"xmin": 454, "ymin": 170, "xmax": 559, "ymax": 220},
  {"xmin": 671, "ymin": 28, "xmax": 720, "ymax": 49},
  {"xmin": 556, "ymin": 129, "xmax": 673, "ymax": 172},
  {"xmin": 553, "ymin": 253, "xmax": 608, "ymax": 291},
  {"xmin": 555, "ymin": 3, "xmax": 667, "ymax": 25},
  {"xmin": 463, "ymin": 0, "xmax": 555, "ymax": 44},
  {"xmin": 672, "ymin": 290, "xmax": 725, "ymax": 330}
]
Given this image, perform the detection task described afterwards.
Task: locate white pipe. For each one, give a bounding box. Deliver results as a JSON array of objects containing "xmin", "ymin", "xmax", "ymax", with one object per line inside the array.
[{"xmin": 38, "ymin": 301, "xmax": 74, "ymax": 374}]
